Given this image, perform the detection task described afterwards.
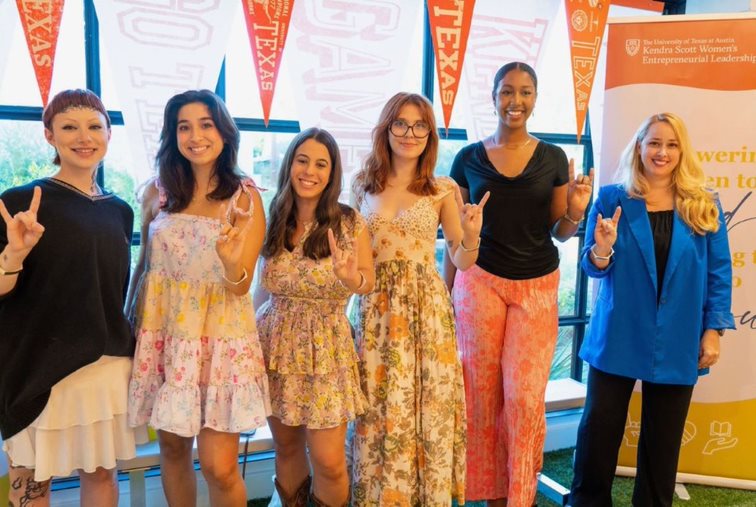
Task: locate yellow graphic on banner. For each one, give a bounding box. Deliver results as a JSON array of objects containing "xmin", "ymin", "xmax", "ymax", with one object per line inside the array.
[{"xmin": 619, "ymin": 394, "xmax": 756, "ymax": 479}]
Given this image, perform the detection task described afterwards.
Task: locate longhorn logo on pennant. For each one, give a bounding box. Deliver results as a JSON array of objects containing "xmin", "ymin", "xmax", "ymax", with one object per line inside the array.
[
  {"xmin": 15, "ymin": 0, "xmax": 65, "ymax": 106},
  {"xmin": 241, "ymin": 0, "xmax": 295, "ymax": 126}
]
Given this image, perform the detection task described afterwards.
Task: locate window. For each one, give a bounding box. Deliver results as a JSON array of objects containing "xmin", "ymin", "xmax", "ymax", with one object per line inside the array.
[{"xmin": 0, "ymin": 0, "xmax": 596, "ymax": 381}]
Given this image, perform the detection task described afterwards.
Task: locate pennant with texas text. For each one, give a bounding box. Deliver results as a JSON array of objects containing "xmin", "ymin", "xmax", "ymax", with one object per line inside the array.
[
  {"xmin": 611, "ymin": 0, "xmax": 663, "ymax": 12},
  {"xmin": 427, "ymin": 0, "xmax": 475, "ymax": 133},
  {"xmin": 16, "ymin": 0, "xmax": 65, "ymax": 106},
  {"xmin": 565, "ymin": 0, "xmax": 609, "ymax": 143},
  {"xmin": 241, "ymin": 0, "xmax": 294, "ymax": 126}
]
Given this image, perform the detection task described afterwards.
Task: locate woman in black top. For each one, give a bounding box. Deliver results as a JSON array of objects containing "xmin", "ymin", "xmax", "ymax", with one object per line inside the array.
[
  {"xmin": 0, "ymin": 89, "xmax": 139, "ymax": 507},
  {"xmin": 446, "ymin": 62, "xmax": 593, "ymax": 507}
]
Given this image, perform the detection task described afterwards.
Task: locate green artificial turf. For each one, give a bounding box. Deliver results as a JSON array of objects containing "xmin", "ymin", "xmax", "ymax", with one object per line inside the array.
[{"xmin": 248, "ymin": 447, "xmax": 756, "ymax": 506}]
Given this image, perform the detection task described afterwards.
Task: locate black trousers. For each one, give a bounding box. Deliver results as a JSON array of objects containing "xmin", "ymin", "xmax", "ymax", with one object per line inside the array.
[{"xmin": 569, "ymin": 366, "xmax": 694, "ymax": 507}]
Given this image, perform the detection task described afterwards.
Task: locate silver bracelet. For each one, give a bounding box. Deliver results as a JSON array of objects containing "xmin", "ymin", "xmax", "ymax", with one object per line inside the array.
[
  {"xmin": 460, "ymin": 237, "xmax": 481, "ymax": 252},
  {"xmin": 590, "ymin": 245, "xmax": 614, "ymax": 261},
  {"xmin": 339, "ymin": 271, "xmax": 367, "ymax": 293},
  {"xmin": 222, "ymin": 267, "xmax": 248, "ymax": 285},
  {"xmin": 562, "ymin": 212, "xmax": 584, "ymax": 225}
]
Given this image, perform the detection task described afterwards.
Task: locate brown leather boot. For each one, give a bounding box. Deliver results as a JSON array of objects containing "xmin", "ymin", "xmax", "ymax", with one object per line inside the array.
[
  {"xmin": 310, "ymin": 489, "xmax": 350, "ymax": 507},
  {"xmin": 273, "ymin": 475, "xmax": 311, "ymax": 507}
]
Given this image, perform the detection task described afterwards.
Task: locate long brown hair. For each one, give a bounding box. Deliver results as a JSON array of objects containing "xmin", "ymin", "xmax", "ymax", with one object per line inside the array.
[
  {"xmin": 353, "ymin": 92, "xmax": 439, "ymax": 199},
  {"xmin": 156, "ymin": 90, "xmax": 243, "ymax": 212},
  {"xmin": 263, "ymin": 128, "xmax": 355, "ymax": 260}
]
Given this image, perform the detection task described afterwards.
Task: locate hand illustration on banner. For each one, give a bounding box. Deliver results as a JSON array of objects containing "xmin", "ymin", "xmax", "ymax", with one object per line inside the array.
[
  {"xmin": 622, "ymin": 415, "xmax": 640, "ymax": 448},
  {"xmin": 702, "ymin": 421, "xmax": 738, "ymax": 455},
  {"xmin": 681, "ymin": 420, "xmax": 697, "ymax": 447}
]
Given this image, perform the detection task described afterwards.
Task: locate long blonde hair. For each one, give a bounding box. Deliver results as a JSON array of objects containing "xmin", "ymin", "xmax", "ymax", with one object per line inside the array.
[{"xmin": 615, "ymin": 112, "xmax": 720, "ymax": 234}]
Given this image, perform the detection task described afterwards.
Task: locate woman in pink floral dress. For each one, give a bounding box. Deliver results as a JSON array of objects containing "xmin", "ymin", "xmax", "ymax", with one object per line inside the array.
[
  {"xmin": 255, "ymin": 128, "xmax": 374, "ymax": 507},
  {"xmin": 350, "ymin": 92, "xmax": 488, "ymax": 506},
  {"xmin": 127, "ymin": 90, "xmax": 270, "ymax": 507}
]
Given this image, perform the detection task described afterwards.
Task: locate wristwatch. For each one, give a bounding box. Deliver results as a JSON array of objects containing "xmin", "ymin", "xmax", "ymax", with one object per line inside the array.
[{"xmin": 0, "ymin": 264, "xmax": 22, "ymax": 276}]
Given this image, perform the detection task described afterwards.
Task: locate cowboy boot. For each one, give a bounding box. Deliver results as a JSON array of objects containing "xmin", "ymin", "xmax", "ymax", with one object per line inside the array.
[{"xmin": 274, "ymin": 475, "xmax": 311, "ymax": 507}]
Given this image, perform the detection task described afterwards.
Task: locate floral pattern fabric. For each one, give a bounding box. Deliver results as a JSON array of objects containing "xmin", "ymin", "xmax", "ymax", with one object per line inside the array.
[
  {"xmin": 128, "ymin": 185, "xmax": 271, "ymax": 437},
  {"xmin": 351, "ymin": 176, "xmax": 467, "ymax": 507},
  {"xmin": 256, "ymin": 214, "xmax": 368, "ymax": 429}
]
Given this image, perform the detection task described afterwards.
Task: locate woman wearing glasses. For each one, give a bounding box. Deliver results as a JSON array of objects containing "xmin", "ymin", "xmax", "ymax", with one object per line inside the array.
[{"xmin": 350, "ymin": 92, "xmax": 488, "ymax": 506}]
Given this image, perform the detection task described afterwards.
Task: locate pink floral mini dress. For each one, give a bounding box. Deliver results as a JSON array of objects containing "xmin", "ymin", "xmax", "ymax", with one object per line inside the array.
[{"xmin": 128, "ymin": 181, "xmax": 271, "ymax": 436}]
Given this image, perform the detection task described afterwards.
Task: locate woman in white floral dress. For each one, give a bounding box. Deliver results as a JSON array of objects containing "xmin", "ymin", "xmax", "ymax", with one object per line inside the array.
[
  {"xmin": 350, "ymin": 92, "xmax": 489, "ymax": 506},
  {"xmin": 127, "ymin": 90, "xmax": 270, "ymax": 507},
  {"xmin": 255, "ymin": 128, "xmax": 374, "ymax": 507}
]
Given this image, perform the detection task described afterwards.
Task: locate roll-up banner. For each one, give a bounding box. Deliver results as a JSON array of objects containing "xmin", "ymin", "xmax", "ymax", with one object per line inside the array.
[{"xmin": 602, "ymin": 13, "xmax": 756, "ymax": 487}]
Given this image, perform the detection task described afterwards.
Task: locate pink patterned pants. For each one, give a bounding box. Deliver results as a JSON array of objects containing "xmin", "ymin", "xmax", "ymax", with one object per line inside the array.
[{"xmin": 453, "ymin": 265, "xmax": 559, "ymax": 506}]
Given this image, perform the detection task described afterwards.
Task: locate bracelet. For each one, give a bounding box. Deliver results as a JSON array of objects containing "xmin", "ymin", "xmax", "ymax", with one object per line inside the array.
[
  {"xmin": 562, "ymin": 212, "xmax": 584, "ymax": 225},
  {"xmin": 339, "ymin": 271, "xmax": 367, "ymax": 293},
  {"xmin": 459, "ymin": 237, "xmax": 481, "ymax": 252},
  {"xmin": 590, "ymin": 245, "xmax": 614, "ymax": 261},
  {"xmin": 0, "ymin": 264, "xmax": 23, "ymax": 276},
  {"xmin": 222, "ymin": 267, "xmax": 248, "ymax": 285}
]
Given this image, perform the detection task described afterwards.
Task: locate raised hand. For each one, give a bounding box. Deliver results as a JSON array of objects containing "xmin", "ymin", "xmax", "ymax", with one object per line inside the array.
[
  {"xmin": 594, "ymin": 206, "xmax": 622, "ymax": 252},
  {"xmin": 328, "ymin": 227, "xmax": 359, "ymax": 288},
  {"xmin": 0, "ymin": 186, "xmax": 45, "ymax": 263},
  {"xmin": 567, "ymin": 159, "xmax": 594, "ymax": 220},
  {"xmin": 455, "ymin": 186, "xmax": 490, "ymax": 238},
  {"xmin": 215, "ymin": 201, "xmax": 254, "ymax": 270}
]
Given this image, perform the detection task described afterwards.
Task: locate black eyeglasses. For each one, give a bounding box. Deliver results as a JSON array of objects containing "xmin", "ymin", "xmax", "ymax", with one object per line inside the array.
[{"xmin": 389, "ymin": 119, "xmax": 431, "ymax": 138}]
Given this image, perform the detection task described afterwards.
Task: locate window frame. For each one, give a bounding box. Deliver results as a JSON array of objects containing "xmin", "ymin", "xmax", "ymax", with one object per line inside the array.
[{"xmin": 0, "ymin": 0, "xmax": 593, "ymax": 380}]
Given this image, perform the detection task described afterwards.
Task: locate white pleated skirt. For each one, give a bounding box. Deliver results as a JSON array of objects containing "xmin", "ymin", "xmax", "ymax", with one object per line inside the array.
[{"xmin": 3, "ymin": 356, "xmax": 148, "ymax": 481}]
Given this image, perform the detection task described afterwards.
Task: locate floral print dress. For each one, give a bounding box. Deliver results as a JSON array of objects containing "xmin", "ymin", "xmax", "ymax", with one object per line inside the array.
[
  {"xmin": 256, "ymin": 214, "xmax": 368, "ymax": 428},
  {"xmin": 351, "ymin": 176, "xmax": 467, "ymax": 507},
  {"xmin": 128, "ymin": 183, "xmax": 271, "ymax": 437}
]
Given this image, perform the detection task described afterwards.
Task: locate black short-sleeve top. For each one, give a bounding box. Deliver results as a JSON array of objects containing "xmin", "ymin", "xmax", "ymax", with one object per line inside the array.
[{"xmin": 450, "ymin": 140, "xmax": 569, "ymax": 280}]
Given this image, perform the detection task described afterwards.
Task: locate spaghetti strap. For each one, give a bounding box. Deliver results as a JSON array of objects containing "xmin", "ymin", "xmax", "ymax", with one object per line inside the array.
[{"xmin": 226, "ymin": 177, "xmax": 263, "ymax": 223}]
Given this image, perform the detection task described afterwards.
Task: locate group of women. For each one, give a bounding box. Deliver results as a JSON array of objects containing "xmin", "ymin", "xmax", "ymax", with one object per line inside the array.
[{"xmin": 0, "ymin": 60, "xmax": 733, "ymax": 507}]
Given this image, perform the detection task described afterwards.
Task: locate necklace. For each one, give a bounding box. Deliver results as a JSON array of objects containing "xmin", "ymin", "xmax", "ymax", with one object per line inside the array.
[
  {"xmin": 503, "ymin": 138, "xmax": 533, "ymax": 150},
  {"xmin": 46, "ymin": 177, "xmax": 108, "ymax": 201}
]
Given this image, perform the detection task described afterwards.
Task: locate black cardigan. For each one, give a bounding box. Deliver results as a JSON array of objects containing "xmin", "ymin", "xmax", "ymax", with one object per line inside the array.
[{"xmin": 0, "ymin": 179, "xmax": 135, "ymax": 439}]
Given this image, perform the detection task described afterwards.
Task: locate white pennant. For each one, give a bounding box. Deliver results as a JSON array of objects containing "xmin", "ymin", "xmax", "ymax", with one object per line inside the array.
[
  {"xmin": 92, "ymin": 0, "xmax": 238, "ymax": 184},
  {"xmin": 286, "ymin": 0, "xmax": 422, "ymax": 185},
  {"xmin": 459, "ymin": 0, "xmax": 561, "ymax": 142},
  {"xmin": 0, "ymin": 0, "xmax": 17, "ymax": 93}
]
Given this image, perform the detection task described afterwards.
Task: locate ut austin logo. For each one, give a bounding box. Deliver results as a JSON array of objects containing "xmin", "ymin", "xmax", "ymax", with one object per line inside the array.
[{"xmin": 625, "ymin": 38, "xmax": 641, "ymax": 56}]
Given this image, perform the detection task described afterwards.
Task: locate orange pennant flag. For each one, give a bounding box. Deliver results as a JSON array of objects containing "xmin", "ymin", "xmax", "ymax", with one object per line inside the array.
[
  {"xmin": 15, "ymin": 0, "xmax": 66, "ymax": 107},
  {"xmin": 565, "ymin": 0, "xmax": 610, "ymax": 143},
  {"xmin": 427, "ymin": 0, "xmax": 476, "ymax": 134},
  {"xmin": 611, "ymin": 0, "xmax": 663, "ymax": 11},
  {"xmin": 241, "ymin": 0, "xmax": 295, "ymax": 127}
]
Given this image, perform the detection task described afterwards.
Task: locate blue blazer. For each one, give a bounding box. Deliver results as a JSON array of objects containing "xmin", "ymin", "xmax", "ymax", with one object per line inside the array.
[{"xmin": 579, "ymin": 184, "xmax": 735, "ymax": 385}]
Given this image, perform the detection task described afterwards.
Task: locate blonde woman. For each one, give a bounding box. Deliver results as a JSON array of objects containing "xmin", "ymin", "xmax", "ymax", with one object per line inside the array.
[{"xmin": 569, "ymin": 112, "xmax": 735, "ymax": 507}]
